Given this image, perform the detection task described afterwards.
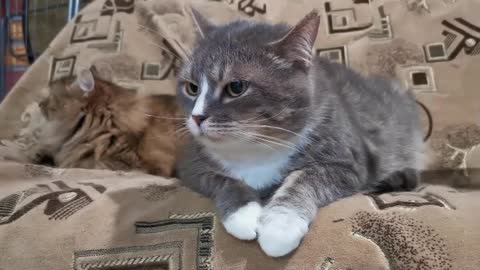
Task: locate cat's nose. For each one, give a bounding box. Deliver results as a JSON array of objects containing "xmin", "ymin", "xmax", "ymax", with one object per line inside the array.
[{"xmin": 192, "ymin": 114, "xmax": 208, "ymax": 126}]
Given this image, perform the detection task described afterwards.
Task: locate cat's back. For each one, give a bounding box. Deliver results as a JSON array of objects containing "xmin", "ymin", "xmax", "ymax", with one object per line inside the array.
[
  {"xmin": 312, "ymin": 58, "xmax": 418, "ymax": 127},
  {"xmin": 310, "ymin": 58, "xmax": 424, "ymax": 177}
]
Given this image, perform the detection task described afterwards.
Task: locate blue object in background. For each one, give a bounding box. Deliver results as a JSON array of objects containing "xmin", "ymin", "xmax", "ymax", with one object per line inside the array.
[
  {"xmin": 1, "ymin": 0, "xmax": 91, "ymax": 101},
  {"xmin": 1, "ymin": 16, "xmax": 6, "ymax": 101}
]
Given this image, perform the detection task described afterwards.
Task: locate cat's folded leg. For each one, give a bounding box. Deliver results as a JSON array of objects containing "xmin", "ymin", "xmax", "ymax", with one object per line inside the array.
[
  {"xmin": 178, "ymin": 168, "xmax": 262, "ymax": 240},
  {"xmin": 257, "ymin": 204, "xmax": 309, "ymax": 257},
  {"xmin": 256, "ymin": 170, "xmax": 311, "ymax": 257},
  {"xmin": 257, "ymin": 167, "xmax": 358, "ymax": 257},
  {"xmin": 221, "ymin": 200, "xmax": 262, "ymax": 240},
  {"xmin": 214, "ymin": 179, "xmax": 262, "ymax": 240}
]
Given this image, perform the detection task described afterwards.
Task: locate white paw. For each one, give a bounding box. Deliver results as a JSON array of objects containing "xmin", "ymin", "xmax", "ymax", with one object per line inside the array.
[
  {"xmin": 257, "ymin": 209, "xmax": 309, "ymax": 257},
  {"xmin": 222, "ymin": 202, "xmax": 262, "ymax": 240}
]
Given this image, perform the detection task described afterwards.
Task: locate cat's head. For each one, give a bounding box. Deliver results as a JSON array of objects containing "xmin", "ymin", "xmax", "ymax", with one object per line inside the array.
[
  {"xmin": 40, "ymin": 69, "xmax": 95, "ymax": 127},
  {"xmin": 40, "ymin": 67, "xmax": 149, "ymax": 136},
  {"xmin": 177, "ymin": 9, "xmax": 320, "ymax": 151}
]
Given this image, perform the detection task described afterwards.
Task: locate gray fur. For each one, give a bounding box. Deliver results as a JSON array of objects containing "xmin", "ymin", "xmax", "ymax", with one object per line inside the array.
[{"xmin": 176, "ymin": 9, "xmax": 423, "ymax": 256}]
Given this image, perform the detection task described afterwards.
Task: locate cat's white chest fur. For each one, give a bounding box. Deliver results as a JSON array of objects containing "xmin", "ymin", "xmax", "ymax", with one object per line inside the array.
[
  {"xmin": 202, "ymin": 138, "xmax": 296, "ymax": 190},
  {"xmin": 220, "ymin": 157, "xmax": 290, "ymax": 190}
]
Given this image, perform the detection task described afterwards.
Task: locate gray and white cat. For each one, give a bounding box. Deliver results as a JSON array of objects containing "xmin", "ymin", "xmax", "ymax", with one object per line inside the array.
[{"xmin": 176, "ymin": 9, "xmax": 424, "ymax": 257}]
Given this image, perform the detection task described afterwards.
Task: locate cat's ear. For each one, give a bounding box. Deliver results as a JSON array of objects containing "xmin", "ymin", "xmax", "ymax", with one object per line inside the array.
[
  {"xmin": 70, "ymin": 69, "xmax": 95, "ymax": 93},
  {"xmin": 269, "ymin": 10, "xmax": 320, "ymax": 68},
  {"xmin": 189, "ymin": 7, "xmax": 215, "ymax": 39}
]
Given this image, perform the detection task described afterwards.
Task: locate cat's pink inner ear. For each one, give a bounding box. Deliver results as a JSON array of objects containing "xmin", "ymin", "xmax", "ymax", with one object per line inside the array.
[
  {"xmin": 270, "ymin": 10, "xmax": 320, "ymax": 67},
  {"xmin": 75, "ymin": 69, "xmax": 95, "ymax": 93},
  {"xmin": 189, "ymin": 6, "xmax": 215, "ymax": 39},
  {"xmin": 67, "ymin": 69, "xmax": 95, "ymax": 93}
]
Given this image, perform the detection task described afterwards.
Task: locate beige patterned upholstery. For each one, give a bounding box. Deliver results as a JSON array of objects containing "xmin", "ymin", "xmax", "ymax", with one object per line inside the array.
[{"xmin": 0, "ymin": 0, "xmax": 479, "ymax": 269}]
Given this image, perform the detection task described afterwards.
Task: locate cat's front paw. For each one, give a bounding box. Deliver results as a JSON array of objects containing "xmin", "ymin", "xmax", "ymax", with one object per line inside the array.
[
  {"xmin": 257, "ymin": 209, "xmax": 309, "ymax": 257},
  {"xmin": 222, "ymin": 202, "xmax": 262, "ymax": 240}
]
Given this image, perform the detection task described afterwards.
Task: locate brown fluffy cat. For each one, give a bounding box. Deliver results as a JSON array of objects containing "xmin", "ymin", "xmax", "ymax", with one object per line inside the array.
[{"xmin": 1, "ymin": 67, "xmax": 178, "ymax": 177}]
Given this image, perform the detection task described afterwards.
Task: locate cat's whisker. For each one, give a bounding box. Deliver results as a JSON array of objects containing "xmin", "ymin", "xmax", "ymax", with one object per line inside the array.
[
  {"xmin": 173, "ymin": 124, "xmax": 187, "ymax": 129},
  {"xmin": 208, "ymin": 124, "xmax": 236, "ymax": 129},
  {"xmin": 173, "ymin": 124, "xmax": 188, "ymax": 134},
  {"xmin": 174, "ymin": 128, "xmax": 190, "ymax": 139},
  {"xmin": 144, "ymin": 40, "xmax": 183, "ymax": 59},
  {"xmin": 240, "ymin": 124, "xmax": 310, "ymax": 142},
  {"xmin": 174, "ymin": 126, "xmax": 189, "ymax": 133},
  {"xmin": 251, "ymin": 139, "xmax": 278, "ymax": 151},
  {"xmin": 238, "ymin": 105, "xmax": 299, "ymax": 123},
  {"xmin": 239, "ymin": 105, "xmax": 312, "ymax": 124},
  {"xmin": 243, "ymin": 131, "xmax": 318, "ymax": 162},
  {"xmin": 137, "ymin": 25, "xmax": 183, "ymax": 58},
  {"xmin": 178, "ymin": 75, "xmax": 191, "ymax": 82},
  {"xmin": 246, "ymin": 133, "xmax": 297, "ymax": 147},
  {"xmin": 241, "ymin": 137, "xmax": 275, "ymax": 151},
  {"xmin": 137, "ymin": 24, "xmax": 191, "ymax": 60},
  {"xmin": 246, "ymin": 133, "xmax": 298, "ymax": 152},
  {"xmin": 232, "ymin": 132, "xmax": 277, "ymax": 151},
  {"xmin": 144, "ymin": 113, "xmax": 186, "ymax": 120},
  {"xmin": 238, "ymin": 111, "xmax": 270, "ymax": 123},
  {"xmin": 246, "ymin": 133, "xmax": 297, "ymax": 149},
  {"xmin": 137, "ymin": 24, "xmax": 171, "ymax": 42}
]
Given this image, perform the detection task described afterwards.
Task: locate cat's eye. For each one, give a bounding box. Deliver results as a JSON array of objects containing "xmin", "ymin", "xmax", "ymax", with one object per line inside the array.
[
  {"xmin": 185, "ymin": 82, "xmax": 199, "ymax": 96},
  {"xmin": 225, "ymin": 80, "xmax": 249, "ymax": 97}
]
